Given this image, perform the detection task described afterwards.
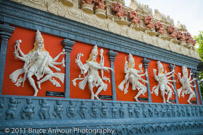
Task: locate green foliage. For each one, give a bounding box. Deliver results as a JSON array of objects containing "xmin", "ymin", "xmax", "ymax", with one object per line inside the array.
[
  {"xmin": 194, "ymin": 31, "xmax": 203, "ymax": 97},
  {"xmin": 194, "ymin": 31, "xmax": 203, "ymax": 60}
]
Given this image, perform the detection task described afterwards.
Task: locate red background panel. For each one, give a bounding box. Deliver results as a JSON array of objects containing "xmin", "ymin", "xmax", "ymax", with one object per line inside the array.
[
  {"xmin": 70, "ymin": 42, "xmax": 112, "ymax": 99},
  {"xmin": 148, "ymin": 60, "xmax": 176, "ymax": 103},
  {"xmin": 114, "ymin": 52, "xmax": 148, "ymax": 102},
  {"xmin": 175, "ymin": 67, "xmax": 197, "ymax": 104},
  {"xmin": 3, "ymin": 26, "xmax": 65, "ymax": 97}
]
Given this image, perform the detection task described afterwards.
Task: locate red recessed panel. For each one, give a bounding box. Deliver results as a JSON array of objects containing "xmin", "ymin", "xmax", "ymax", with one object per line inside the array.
[
  {"xmin": 3, "ymin": 26, "xmax": 65, "ymax": 97},
  {"xmin": 148, "ymin": 60, "xmax": 176, "ymax": 103},
  {"xmin": 70, "ymin": 42, "xmax": 112, "ymax": 99},
  {"xmin": 115, "ymin": 52, "xmax": 148, "ymax": 102}
]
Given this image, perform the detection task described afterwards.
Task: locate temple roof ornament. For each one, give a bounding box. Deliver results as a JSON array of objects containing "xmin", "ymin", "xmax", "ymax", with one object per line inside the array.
[{"xmin": 11, "ymin": 0, "xmax": 201, "ymax": 60}]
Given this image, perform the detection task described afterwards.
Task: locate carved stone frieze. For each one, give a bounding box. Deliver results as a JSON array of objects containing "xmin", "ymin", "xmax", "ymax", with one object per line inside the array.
[
  {"xmin": 66, "ymin": 101, "xmax": 77, "ymax": 118},
  {"xmin": 39, "ymin": 99, "xmax": 50, "ymax": 119},
  {"xmin": 0, "ymin": 96, "xmax": 203, "ymax": 134},
  {"xmin": 21, "ymin": 98, "xmax": 35, "ymax": 120}
]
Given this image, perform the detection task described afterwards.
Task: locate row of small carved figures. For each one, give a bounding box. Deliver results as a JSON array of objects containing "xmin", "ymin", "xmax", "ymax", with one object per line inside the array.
[
  {"xmin": 1, "ymin": 98, "xmax": 203, "ymax": 120},
  {"xmin": 80, "ymin": 0, "xmax": 196, "ymax": 45},
  {"xmin": 113, "ymin": 122, "xmax": 203, "ymax": 134}
]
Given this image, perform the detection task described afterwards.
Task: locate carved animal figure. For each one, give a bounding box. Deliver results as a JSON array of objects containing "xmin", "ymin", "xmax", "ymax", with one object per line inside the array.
[
  {"xmin": 129, "ymin": 10, "xmax": 140, "ymax": 25},
  {"xmin": 94, "ymin": 0, "xmax": 106, "ymax": 10},
  {"xmin": 168, "ymin": 26, "xmax": 177, "ymax": 38},
  {"xmin": 155, "ymin": 21, "xmax": 165, "ymax": 34},
  {"xmin": 111, "ymin": 2, "xmax": 127, "ymax": 18},
  {"xmin": 144, "ymin": 15, "xmax": 154, "ymax": 30},
  {"xmin": 177, "ymin": 31, "xmax": 185, "ymax": 41}
]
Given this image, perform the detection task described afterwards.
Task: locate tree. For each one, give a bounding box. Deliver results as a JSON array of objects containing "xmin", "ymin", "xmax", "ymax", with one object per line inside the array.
[{"xmin": 194, "ymin": 31, "xmax": 203, "ymax": 98}]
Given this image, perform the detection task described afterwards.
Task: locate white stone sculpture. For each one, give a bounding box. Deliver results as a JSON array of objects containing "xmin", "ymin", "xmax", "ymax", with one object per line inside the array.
[
  {"xmin": 177, "ymin": 65, "xmax": 196, "ymax": 104},
  {"xmin": 152, "ymin": 61, "xmax": 175, "ymax": 103},
  {"xmin": 118, "ymin": 54, "xmax": 148, "ymax": 102},
  {"xmin": 72, "ymin": 45, "xmax": 113, "ymax": 100},
  {"xmin": 10, "ymin": 30, "xmax": 65, "ymax": 96}
]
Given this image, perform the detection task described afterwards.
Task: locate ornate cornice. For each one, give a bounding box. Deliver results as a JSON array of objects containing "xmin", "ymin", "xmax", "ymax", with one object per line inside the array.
[
  {"xmin": 10, "ymin": 0, "xmax": 201, "ymax": 61},
  {"xmin": 0, "ymin": 0, "xmax": 200, "ymax": 69}
]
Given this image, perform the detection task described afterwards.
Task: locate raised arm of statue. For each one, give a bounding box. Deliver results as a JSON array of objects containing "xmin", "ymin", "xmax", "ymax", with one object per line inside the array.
[
  {"xmin": 49, "ymin": 63, "xmax": 61, "ymax": 72},
  {"xmin": 15, "ymin": 53, "xmax": 26, "ymax": 62},
  {"xmin": 14, "ymin": 40, "xmax": 26, "ymax": 61},
  {"xmin": 188, "ymin": 71, "xmax": 192, "ymax": 80},
  {"xmin": 15, "ymin": 40, "xmax": 25, "ymax": 58},
  {"xmin": 137, "ymin": 64, "xmax": 143, "ymax": 73},
  {"xmin": 124, "ymin": 57, "xmax": 129, "ymax": 73},
  {"xmin": 75, "ymin": 53, "xmax": 88, "ymax": 75},
  {"xmin": 52, "ymin": 49, "xmax": 65, "ymax": 62},
  {"xmin": 153, "ymin": 69, "xmax": 158, "ymax": 81}
]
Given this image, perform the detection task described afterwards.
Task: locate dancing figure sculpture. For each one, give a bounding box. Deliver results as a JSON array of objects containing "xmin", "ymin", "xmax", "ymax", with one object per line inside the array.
[
  {"xmin": 118, "ymin": 54, "xmax": 148, "ymax": 102},
  {"xmin": 72, "ymin": 45, "xmax": 113, "ymax": 100},
  {"xmin": 152, "ymin": 61, "xmax": 175, "ymax": 103},
  {"xmin": 177, "ymin": 65, "xmax": 196, "ymax": 104},
  {"xmin": 9, "ymin": 30, "xmax": 65, "ymax": 96}
]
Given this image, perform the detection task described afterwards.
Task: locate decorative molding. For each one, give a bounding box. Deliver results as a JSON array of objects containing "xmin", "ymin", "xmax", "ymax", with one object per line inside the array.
[
  {"xmin": 62, "ymin": 39, "xmax": 75, "ymax": 98},
  {"xmin": 1, "ymin": 96, "xmax": 203, "ymax": 134},
  {"xmin": 168, "ymin": 64, "xmax": 179, "ymax": 104},
  {"xmin": 8, "ymin": 0, "xmax": 202, "ymax": 61},
  {"xmin": 142, "ymin": 58, "xmax": 151, "ymax": 102},
  {"xmin": 191, "ymin": 69, "xmax": 200, "ymax": 105},
  {"xmin": 0, "ymin": 23, "xmax": 15, "ymax": 95},
  {"xmin": 107, "ymin": 50, "xmax": 117, "ymax": 100},
  {"xmin": 0, "ymin": 0, "xmax": 201, "ymax": 70}
]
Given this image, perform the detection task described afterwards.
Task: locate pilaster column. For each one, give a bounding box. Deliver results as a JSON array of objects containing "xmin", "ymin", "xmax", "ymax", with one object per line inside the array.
[
  {"xmin": 194, "ymin": 71, "xmax": 203, "ymax": 104},
  {"xmin": 191, "ymin": 69, "xmax": 200, "ymax": 105},
  {"xmin": 0, "ymin": 23, "xmax": 15, "ymax": 95},
  {"xmin": 141, "ymin": 58, "xmax": 151, "ymax": 102},
  {"xmin": 107, "ymin": 50, "xmax": 117, "ymax": 101},
  {"xmin": 168, "ymin": 64, "xmax": 179, "ymax": 104},
  {"xmin": 61, "ymin": 39, "xmax": 75, "ymax": 98}
]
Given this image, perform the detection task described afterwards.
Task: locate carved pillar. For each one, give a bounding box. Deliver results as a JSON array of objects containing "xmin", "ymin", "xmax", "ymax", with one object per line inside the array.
[
  {"xmin": 191, "ymin": 69, "xmax": 200, "ymax": 105},
  {"xmin": 168, "ymin": 64, "xmax": 179, "ymax": 104},
  {"xmin": 0, "ymin": 23, "xmax": 15, "ymax": 95},
  {"xmin": 107, "ymin": 49, "xmax": 117, "ymax": 101},
  {"xmin": 61, "ymin": 39, "xmax": 75, "ymax": 98},
  {"xmin": 141, "ymin": 58, "xmax": 151, "ymax": 102},
  {"xmin": 194, "ymin": 71, "xmax": 203, "ymax": 104}
]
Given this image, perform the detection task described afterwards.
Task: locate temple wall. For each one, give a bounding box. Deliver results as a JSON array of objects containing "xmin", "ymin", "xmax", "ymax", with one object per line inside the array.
[{"xmin": 0, "ymin": 0, "xmax": 203, "ymax": 134}]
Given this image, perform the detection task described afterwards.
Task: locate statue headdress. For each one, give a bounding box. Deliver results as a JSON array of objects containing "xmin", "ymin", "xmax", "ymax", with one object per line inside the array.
[
  {"xmin": 30, "ymin": 30, "xmax": 46, "ymax": 52},
  {"xmin": 128, "ymin": 54, "xmax": 135, "ymax": 68},
  {"xmin": 87, "ymin": 45, "xmax": 98, "ymax": 62},
  {"xmin": 182, "ymin": 65, "xmax": 188, "ymax": 75},
  {"xmin": 157, "ymin": 61, "xmax": 164, "ymax": 73}
]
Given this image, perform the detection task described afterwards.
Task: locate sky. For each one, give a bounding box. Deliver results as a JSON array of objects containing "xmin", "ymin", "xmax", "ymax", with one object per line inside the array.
[{"xmin": 125, "ymin": 0, "xmax": 203, "ymax": 37}]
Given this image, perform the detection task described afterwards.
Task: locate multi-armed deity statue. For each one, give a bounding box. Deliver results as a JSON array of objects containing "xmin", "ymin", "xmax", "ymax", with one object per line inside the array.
[
  {"xmin": 118, "ymin": 54, "xmax": 148, "ymax": 102},
  {"xmin": 72, "ymin": 45, "xmax": 113, "ymax": 100},
  {"xmin": 10, "ymin": 30, "xmax": 65, "ymax": 96},
  {"xmin": 177, "ymin": 65, "xmax": 196, "ymax": 104},
  {"xmin": 152, "ymin": 61, "xmax": 175, "ymax": 103}
]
